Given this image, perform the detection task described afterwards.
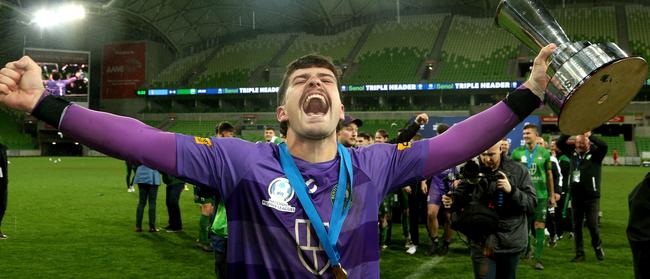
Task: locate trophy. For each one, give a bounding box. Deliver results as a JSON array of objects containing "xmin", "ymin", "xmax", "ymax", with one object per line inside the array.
[{"xmin": 496, "ymin": 0, "xmax": 647, "ymax": 134}]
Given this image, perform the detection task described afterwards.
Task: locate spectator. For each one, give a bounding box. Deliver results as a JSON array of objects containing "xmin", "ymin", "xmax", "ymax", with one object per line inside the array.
[
  {"xmin": 133, "ymin": 165, "xmax": 161, "ymax": 232},
  {"xmin": 557, "ymin": 132, "xmax": 607, "ymax": 262}
]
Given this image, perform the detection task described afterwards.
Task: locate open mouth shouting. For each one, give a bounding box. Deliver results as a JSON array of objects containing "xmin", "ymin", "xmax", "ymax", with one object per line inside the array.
[{"xmin": 301, "ymin": 89, "xmax": 330, "ymax": 117}]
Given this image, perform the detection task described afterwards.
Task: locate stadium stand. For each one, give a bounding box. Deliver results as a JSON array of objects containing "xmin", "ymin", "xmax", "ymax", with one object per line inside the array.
[
  {"xmin": 277, "ymin": 26, "xmax": 366, "ymax": 67},
  {"xmin": 626, "ymin": 5, "xmax": 650, "ymax": 73},
  {"xmin": 550, "ymin": 6, "xmax": 617, "ymax": 42},
  {"xmin": 194, "ymin": 34, "xmax": 292, "ymax": 88},
  {"xmin": 600, "ymin": 135, "xmax": 626, "ymax": 156},
  {"xmin": 149, "ymin": 48, "xmax": 214, "ymax": 88},
  {"xmin": 347, "ymin": 15, "xmax": 446, "ymax": 84},
  {"xmin": 434, "ymin": 15, "xmax": 519, "ymax": 82},
  {"xmin": 636, "ymin": 136, "xmax": 650, "ymax": 155}
]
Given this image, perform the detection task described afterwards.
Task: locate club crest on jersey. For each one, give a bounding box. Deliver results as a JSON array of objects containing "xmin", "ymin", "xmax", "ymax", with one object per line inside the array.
[
  {"xmin": 397, "ymin": 142, "xmax": 412, "ymax": 151},
  {"xmin": 261, "ymin": 177, "xmax": 296, "ymax": 213},
  {"xmin": 194, "ymin": 137, "xmax": 212, "ymax": 147},
  {"xmin": 295, "ymin": 219, "xmax": 330, "ymax": 275}
]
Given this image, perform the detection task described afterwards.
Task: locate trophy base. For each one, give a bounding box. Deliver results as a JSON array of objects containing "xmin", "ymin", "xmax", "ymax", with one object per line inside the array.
[{"xmin": 558, "ymin": 56, "xmax": 647, "ymax": 134}]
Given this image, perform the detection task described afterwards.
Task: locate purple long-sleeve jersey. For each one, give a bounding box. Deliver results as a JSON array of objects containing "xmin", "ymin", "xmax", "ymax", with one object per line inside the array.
[
  {"xmin": 53, "ymin": 88, "xmax": 533, "ymax": 278},
  {"xmin": 44, "ymin": 77, "xmax": 77, "ymax": 96}
]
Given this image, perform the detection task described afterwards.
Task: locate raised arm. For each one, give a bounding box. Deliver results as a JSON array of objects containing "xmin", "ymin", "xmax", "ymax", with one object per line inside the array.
[
  {"xmin": 390, "ymin": 113, "xmax": 428, "ymax": 144},
  {"xmin": 421, "ymin": 44, "xmax": 556, "ymax": 176},
  {"xmin": 588, "ymin": 134, "xmax": 608, "ymax": 163},
  {"xmin": 0, "ymin": 56, "xmax": 177, "ymax": 175}
]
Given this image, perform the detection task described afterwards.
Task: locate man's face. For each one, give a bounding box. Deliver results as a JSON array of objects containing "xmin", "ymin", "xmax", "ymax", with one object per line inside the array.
[
  {"xmin": 357, "ymin": 137, "xmax": 371, "ymax": 147},
  {"xmin": 522, "ymin": 128, "xmax": 537, "ymax": 145},
  {"xmin": 500, "ymin": 140, "xmax": 510, "ymax": 153},
  {"xmin": 220, "ymin": 131, "xmax": 234, "ymax": 138},
  {"xmin": 338, "ymin": 123, "xmax": 358, "ymax": 147},
  {"xmin": 575, "ymin": 135, "xmax": 590, "ymax": 153},
  {"xmin": 374, "ymin": 133, "xmax": 388, "ymax": 143},
  {"xmin": 276, "ymin": 67, "xmax": 343, "ymax": 140},
  {"xmin": 264, "ymin": 129, "xmax": 275, "ymax": 141},
  {"xmin": 480, "ymin": 143, "xmax": 502, "ymax": 171},
  {"xmin": 551, "ymin": 140, "xmax": 558, "ymax": 153}
]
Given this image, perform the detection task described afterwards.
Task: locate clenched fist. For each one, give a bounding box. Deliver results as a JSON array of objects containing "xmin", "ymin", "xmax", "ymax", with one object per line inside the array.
[{"xmin": 0, "ymin": 56, "xmax": 45, "ymax": 112}]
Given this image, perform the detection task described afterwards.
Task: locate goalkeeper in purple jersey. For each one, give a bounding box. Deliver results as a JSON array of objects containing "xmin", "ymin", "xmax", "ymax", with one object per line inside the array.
[
  {"xmin": 0, "ymin": 44, "xmax": 556, "ymax": 279},
  {"xmin": 43, "ymin": 70, "xmax": 78, "ymax": 96}
]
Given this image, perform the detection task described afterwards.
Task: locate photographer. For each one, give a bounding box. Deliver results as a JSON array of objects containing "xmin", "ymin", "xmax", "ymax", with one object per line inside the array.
[{"xmin": 443, "ymin": 142, "xmax": 536, "ymax": 279}]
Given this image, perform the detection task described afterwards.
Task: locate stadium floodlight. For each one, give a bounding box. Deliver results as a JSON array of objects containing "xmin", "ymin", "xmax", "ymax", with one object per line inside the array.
[{"xmin": 33, "ymin": 3, "xmax": 86, "ymax": 29}]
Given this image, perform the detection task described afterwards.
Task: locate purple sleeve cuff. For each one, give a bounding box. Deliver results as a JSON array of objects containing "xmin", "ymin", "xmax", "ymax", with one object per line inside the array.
[
  {"xmin": 59, "ymin": 104, "xmax": 177, "ymax": 175},
  {"xmin": 424, "ymin": 101, "xmax": 519, "ymax": 176}
]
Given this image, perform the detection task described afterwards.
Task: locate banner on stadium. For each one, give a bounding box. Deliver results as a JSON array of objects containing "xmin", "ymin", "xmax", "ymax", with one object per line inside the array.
[
  {"xmin": 541, "ymin": 115, "xmax": 625, "ymax": 124},
  {"xmin": 102, "ymin": 42, "xmax": 146, "ymax": 99},
  {"xmin": 139, "ymin": 82, "xmax": 525, "ymax": 96}
]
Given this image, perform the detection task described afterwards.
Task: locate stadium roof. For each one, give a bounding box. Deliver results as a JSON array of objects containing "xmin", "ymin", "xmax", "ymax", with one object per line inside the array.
[{"xmin": 1, "ymin": 0, "xmax": 649, "ymax": 57}]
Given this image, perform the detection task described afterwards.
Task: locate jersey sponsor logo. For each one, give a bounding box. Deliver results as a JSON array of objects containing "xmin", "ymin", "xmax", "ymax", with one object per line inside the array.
[
  {"xmin": 261, "ymin": 177, "xmax": 296, "ymax": 213},
  {"xmin": 194, "ymin": 137, "xmax": 212, "ymax": 147},
  {"xmin": 397, "ymin": 142, "xmax": 412, "ymax": 151},
  {"xmin": 295, "ymin": 219, "xmax": 330, "ymax": 275}
]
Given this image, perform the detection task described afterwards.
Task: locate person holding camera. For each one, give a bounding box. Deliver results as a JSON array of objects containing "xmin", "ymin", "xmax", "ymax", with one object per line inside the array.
[
  {"xmin": 443, "ymin": 142, "xmax": 536, "ymax": 279},
  {"xmin": 557, "ymin": 131, "xmax": 607, "ymax": 262}
]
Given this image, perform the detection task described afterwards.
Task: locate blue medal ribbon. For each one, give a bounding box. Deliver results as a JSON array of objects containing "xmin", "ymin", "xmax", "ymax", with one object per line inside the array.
[
  {"xmin": 525, "ymin": 144, "xmax": 539, "ymax": 170},
  {"xmin": 278, "ymin": 143, "xmax": 353, "ymax": 268}
]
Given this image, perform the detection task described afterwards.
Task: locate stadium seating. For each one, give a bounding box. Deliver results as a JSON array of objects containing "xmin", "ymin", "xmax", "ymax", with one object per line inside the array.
[
  {"xmin": 149, "ymin": 48, "xmax": 214, "ymax": 88},
  {"xmin": 550, "ymin": 6, "xmax": 617, "ymax": 43},
  {"xmin": 347, "ymin": 15, "xmax": 446, "ymax": 84},
  {"xmin": 636, "ymin": 137, "xmax": 650, "ymax": 155},
  {"xmin": 277, "ymin": 26, "xmax": 366, "ymax": 67},
  {"xmin": 0, "ymin": 109, "xmax": 34, "ymax": 150},
  {"xmin": 599, "ymin": 135, "xmax": 626, "ymax": 156},
  {"xmin": 434, "ymin": 16, "xmax": 519, "ymax": 82},
  {"xmin": 194, "ymin": 34, "xmax": 292, "ymax": 88},
  {"xmin": 626, "ymin": 5, "xmax": 650, "ymax": 73}
]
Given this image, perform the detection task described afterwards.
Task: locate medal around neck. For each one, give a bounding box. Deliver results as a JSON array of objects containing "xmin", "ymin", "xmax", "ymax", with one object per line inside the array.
[{"xmin": 496, "ymin": 0, "xmax": 647, "ymax": 135}]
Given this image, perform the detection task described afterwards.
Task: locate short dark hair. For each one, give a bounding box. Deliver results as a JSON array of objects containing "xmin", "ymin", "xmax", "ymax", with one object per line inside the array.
[
  {"xmin": 375, "ymin": 129, "xmax": 389, "ymax": 139},
  {"xmin": 436, "ymin": 123, "xmax": 449, "ymax": 135},
  {"xmin": 264, "ymin": 126, "xmax": 275, "ymax": 132},
  {"xmin": 358, "ymin": 132, "xmax": 372, "ymax": 141},
  {"xmin": 51, "ymin": 71, "xmax": 61, "ymax": 80},
  {"xmin": 277, "ymin": 54, "xmax": 341, "ymax": 106},
  {"xmin": 523, "ymin": 123, "xmax": 539, "ymax": 134},
  {"xmin": 216, "ymin": 122, "xmax": 235, "ymax": 135}
]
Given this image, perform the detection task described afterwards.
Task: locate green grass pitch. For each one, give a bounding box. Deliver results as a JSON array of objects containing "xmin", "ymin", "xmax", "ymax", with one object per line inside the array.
[{"xmin": 0, "ymin": 157, "xmax": 643, "ymax": 278}]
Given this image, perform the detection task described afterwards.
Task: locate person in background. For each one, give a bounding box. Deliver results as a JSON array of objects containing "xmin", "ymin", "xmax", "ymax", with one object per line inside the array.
[
  {"xmin": 0, "ymin": 142, "xmax": 8, "ymax": 239},
  {"xmin": 125, "ymin": 161, "xmax": 136, "ymax": 192},
  {"xmin": 161, "ymin": 172, "xmax": 185, "ymax": 232},
  {"xmin": 425, "ymin": 124, "xmax": 457, "ymax": 256},
  {"xmin": 557, "ymin": 131, "xmax": 607, "ymax": 262},
  {"xmin": 511, "ymin": 124, "xmax": 554, "ymax": 270},
  {"xmin": 356, "ymin": 132, "xmax": 373, "ymax": 147},
  {"xmin": 443, "ymin": 142, "xmax": 536, "ymax": 279},
  {"xmin": 338, "ymin": 115, "xmax": 362, "ymax": 148},
  {"xmin": 134, "ymin": 165, "xmax": 161, "ymax": 232},
  {"xmin": 209, "ymin": 121, "xmax": 236, "ymax": 274}
]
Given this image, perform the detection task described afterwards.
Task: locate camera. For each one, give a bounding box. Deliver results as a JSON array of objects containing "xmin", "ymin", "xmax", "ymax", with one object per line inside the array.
[{"xmin": 449, "ymin": 159, "xmax": 505, "ymax": 209}]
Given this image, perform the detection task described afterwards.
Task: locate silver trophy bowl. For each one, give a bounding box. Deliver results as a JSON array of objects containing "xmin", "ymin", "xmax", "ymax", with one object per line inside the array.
[{"xmin": 496, "ymin": 0, "xmax": 647, "ymax": 134}]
